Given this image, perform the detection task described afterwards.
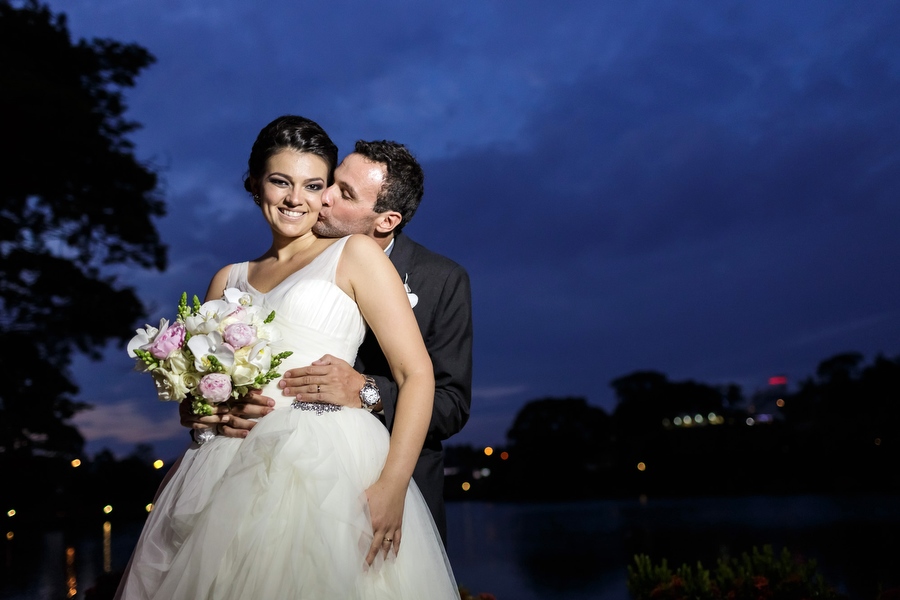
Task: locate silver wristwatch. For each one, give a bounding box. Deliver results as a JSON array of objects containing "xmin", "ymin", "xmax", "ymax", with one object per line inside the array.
[{"xmin": 359, "ymin": 375, "xmax": 381, "ymax": 411}]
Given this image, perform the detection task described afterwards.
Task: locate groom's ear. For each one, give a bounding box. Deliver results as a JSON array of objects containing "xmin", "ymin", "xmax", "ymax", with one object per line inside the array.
[{"xmin": 373, "ymin": 211, "xmax": 403, "ymax": 234}]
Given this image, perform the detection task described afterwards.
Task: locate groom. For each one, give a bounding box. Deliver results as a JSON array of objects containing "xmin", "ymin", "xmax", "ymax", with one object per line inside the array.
[{"xmin": 185, "ymin": 140, "xmax": 473, "ymax": 545}]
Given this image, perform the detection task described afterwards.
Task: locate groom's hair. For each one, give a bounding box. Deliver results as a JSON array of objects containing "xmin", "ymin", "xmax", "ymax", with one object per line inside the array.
[
  {"xmin": 244, "ymin": 115, "xmax": 339, "ymax": 193},
  {"xmin": 354, "ymin": 140, "xmax": 424, "ymax": 233}
]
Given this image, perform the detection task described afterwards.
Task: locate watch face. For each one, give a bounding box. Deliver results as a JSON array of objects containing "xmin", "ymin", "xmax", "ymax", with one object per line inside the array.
[{"xmin": 361, "ymin": 384, "xmax": 380, "ymax": 406}]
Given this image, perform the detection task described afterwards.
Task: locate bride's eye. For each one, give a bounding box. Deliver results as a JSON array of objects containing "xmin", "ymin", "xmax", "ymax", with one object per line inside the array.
[
  {"xmin": 269, "ymin": 177, "xmax": 289, "ymax": 187},
  {"xmin": 307, "ymin": 183, "xmax": 323, "ymax": 191}
]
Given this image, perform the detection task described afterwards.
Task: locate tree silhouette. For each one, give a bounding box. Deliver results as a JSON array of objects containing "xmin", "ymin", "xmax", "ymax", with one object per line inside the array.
[
  {"xmin": 0, "ymin": 0, "xmax": 165, "ymax": 459},
  {"xmin": 505, "ymin": 397, "xmax": 612, "ymax": 498}
]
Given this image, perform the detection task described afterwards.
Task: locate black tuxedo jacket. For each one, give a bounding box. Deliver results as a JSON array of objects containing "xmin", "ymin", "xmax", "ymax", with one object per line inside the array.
[{"xmin": 353, "ymin": 233, "xmax": 473, "ymax": 545}]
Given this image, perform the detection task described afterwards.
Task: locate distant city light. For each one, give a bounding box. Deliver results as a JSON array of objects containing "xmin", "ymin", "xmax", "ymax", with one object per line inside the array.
[
  {"xmin": 5, "ymin": 532, "xmax": 12, "ymax": 541},
  {"xmin": 145, "ymin": 504, "xmax": 154, "ymax": 513},
  {"xmin": 480, "ymin": 468, "xmax": 491, "ymax": 477},
  {"xmin": 461, "ymin": 482, "xmax": 471, "ymax": 491},
  {"xmin": 103, "ymin": 505, "xmax": 113, "ymax": 514},
  {"xmin": 673, "ymin": 417, "xmax": 683, "ymax": 426},
  {"xmin": 746, "ymin": 417, "xmax": 755, "ymax": 426},
  {"xmin": 6, "ymin": 510, "xmax": 15, "ymax": 518},
  {"xmin": 636, "ymin": 462, "xmax": 646, "ymax": 472},
  {"xmin": 71, "ymin": 459, "xmax": 81, "ymax": 468},
  {"xmin": 875, "ymin": 438, "xmax": 882, "ymax": 446},
  {"xmin": 500, "ymin": 451, "xmax": 509, "ymax": 460},
  {"xmin": 769, "ymin": 375, "xmax": 788, "ymax": 386},
  {"xmin": 483, "ymin": 447, "xmax": 493, "ymax": 456},
  {"xmin": 66, "ymin": 546, "xmax": 76, "ymax": 598},
  {"xmin": 776, "ymin": 398, "xmax": 785, "ymax": 408},
  {"xmin": 153, "ymin": 460, "xmax": 164, "ymax": 470},
  {"xmin": 694, "ymin": 414, "xmax": 704, "ymax": 424}
]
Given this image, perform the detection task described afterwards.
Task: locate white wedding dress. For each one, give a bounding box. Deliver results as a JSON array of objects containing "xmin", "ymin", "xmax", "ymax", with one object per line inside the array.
[{"xmin": 115, "ymin": 236, "xmax": 458, "ymax": 600}]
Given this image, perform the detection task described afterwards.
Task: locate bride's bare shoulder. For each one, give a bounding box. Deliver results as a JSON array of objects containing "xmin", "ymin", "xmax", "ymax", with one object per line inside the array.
[{"xmin": 204, "ymin": 263, "xmax": 236, "ymax": 301}]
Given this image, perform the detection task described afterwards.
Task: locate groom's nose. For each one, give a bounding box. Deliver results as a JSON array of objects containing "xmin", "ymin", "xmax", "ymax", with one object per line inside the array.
[{"xmin": 321, "ymin": 184, "xmax": 336, "ymax": 207}]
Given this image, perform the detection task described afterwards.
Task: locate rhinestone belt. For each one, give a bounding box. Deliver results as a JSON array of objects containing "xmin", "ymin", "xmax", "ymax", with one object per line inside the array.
[{"xmin": 291, "ymin": 401, "xmax": 342, "ymax": 415}]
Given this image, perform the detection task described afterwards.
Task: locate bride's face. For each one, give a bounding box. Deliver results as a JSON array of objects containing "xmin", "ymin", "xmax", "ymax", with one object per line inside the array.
[{"xmin": 256, "ymin": 150, "xmax": 329, "ymax": 239}]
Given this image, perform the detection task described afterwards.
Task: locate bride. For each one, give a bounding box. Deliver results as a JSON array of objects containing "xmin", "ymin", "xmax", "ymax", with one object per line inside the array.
[{"xmin": 115, "ymin": 115, "xmax": 458, "ymax": 599}]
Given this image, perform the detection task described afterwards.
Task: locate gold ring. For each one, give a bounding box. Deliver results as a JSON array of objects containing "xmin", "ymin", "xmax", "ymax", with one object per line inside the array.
[{"xmin": 383, "ymin": 537, "xmax": 392, "ymax": 543}]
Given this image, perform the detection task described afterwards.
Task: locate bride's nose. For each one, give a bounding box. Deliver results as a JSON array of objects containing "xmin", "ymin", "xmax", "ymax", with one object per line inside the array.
[{"xmin": 283, "ymin": 189, "xmax": 304, "ymax": 207}]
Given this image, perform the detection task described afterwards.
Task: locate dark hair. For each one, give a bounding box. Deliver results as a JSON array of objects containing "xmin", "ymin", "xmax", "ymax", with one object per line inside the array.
[
  {"xmin": 243, "ymin": 115, "xmax": 338, "ymax": 193},
  {"xmin": 354, "ymin": 140, "xmax": 424, "ymax": 232}
]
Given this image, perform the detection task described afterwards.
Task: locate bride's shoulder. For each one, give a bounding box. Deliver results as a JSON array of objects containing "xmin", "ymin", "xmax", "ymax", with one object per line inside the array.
[
  {"xmin": 342, "ymin": 233, "xmax": 383, "ymax": 256},
  {"xmin": 205, "ymin": 262, "xmax": 242, "ymax": 301}
]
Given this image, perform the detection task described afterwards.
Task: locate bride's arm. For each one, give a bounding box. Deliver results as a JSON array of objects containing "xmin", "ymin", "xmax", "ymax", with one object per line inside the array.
[{"xmin": 339, "ymin": 234, "xmax": 434, "ymax": 564}]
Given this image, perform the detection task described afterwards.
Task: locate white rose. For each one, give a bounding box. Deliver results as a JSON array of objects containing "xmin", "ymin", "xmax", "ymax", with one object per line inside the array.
[
  {"xmin": 151, "ymin": 368, "xmax": 191, "ymax": 401},
  {"xmin": 231, "ymin": 362, "xmax": 260, "ymax": 388},
  {"xmin": 164, "ymin": 348, "xmax": 192, "ymax": 374}
]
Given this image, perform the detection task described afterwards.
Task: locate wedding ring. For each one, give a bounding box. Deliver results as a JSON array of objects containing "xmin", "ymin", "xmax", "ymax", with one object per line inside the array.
[{"xmin": 383, "ymin": 537, "xmax": 393, "ymax": 543}]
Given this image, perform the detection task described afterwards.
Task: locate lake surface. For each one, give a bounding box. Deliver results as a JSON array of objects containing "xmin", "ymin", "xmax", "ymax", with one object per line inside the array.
[{"xmin": 3, "ymin": 494, "xmax": 898, "ymax": 599}]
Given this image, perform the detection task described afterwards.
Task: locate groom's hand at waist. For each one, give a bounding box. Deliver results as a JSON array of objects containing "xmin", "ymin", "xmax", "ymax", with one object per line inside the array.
[{"xmin": 280, "ymin": 354, "xmax": 366, "ymax": 408}]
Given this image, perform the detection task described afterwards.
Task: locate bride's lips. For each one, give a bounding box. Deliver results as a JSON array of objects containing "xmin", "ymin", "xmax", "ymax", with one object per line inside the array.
[{"xmin": 279, "ymin": 207, "xmax": 306, "ymax": 218}]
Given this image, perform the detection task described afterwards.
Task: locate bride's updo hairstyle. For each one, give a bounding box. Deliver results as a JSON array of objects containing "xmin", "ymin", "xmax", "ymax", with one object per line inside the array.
[{"xmin": 243, "ymin": 115, "xmax": 339, "ymax": 194}]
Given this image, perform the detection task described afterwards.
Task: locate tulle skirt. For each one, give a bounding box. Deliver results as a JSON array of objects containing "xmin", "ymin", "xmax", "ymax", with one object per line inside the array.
[{"xmin": 117, "ymin": 406, "xmax": 458, "ymax": 600}]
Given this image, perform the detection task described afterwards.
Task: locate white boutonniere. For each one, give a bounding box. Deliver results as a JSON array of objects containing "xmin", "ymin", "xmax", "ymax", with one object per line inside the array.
[{"xmin": 404, "ymin": 273, "xmax": 418, "ymax": 308}]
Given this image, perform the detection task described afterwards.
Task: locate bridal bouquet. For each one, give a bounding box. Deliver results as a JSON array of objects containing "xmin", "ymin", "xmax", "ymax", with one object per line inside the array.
[{"xmin": 127, "ymin": 288, "xmax": 292, "ymax": 415}]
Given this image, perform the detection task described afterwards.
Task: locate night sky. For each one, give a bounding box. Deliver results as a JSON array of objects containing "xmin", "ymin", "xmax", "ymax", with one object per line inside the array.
[{"xmin": 46, "ymin": 0, "xmax": 900, "ymax": 461}]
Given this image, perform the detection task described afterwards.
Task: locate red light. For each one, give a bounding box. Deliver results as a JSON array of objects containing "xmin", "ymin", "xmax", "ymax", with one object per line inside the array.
[{"xmin": 768, "ymin": 375, "xmax": 788, "ymax": 386}]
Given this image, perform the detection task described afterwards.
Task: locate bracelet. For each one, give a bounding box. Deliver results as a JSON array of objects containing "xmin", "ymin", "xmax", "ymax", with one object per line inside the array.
[{"xmin": 192, "ymin": 428, "xmax": 217, "ymax": 445}]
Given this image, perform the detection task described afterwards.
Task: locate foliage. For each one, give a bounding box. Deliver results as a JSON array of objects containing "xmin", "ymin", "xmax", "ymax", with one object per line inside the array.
[
  {"xmin": 611, "ymin": 370, "xmax": 732, "ymax": 433},
  {"xmin": 0, "ymin": 0, "xmax": 165, "ymax": 457},
  {"xmin": 627, "ymin": 545, "xmax": 848, "ymax": 600}
]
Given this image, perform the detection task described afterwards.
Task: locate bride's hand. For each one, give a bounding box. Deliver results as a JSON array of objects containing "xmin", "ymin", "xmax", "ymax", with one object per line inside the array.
[
  {"xmin": 219, "ymin": 389, "xmax": 275, "ymax": 437},
  {"xmin": 178, "ymin": 397, "xmax": 229, "ymax": 432},
  {"xmin": 364, "ymin": 477, "xmax": 407, "ymax": 565}
]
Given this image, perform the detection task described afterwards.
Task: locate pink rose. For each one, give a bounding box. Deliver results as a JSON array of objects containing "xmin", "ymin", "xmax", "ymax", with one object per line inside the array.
[
  {"xmin": 223, "ymin": 322, "xmax": 256, "ymax": 348},
  {"xmin": 198, "ymin": 373, "xmax": 232, "ymax": 403},
  {"xmin": 150, "ymin": 321, "xmax": 186, "ymax": 359}
]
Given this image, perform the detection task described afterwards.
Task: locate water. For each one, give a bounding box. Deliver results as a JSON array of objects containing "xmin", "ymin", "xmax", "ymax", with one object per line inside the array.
[{"xmin": 2, "ymin": 494, "xmax": 898, "ymax": 599}]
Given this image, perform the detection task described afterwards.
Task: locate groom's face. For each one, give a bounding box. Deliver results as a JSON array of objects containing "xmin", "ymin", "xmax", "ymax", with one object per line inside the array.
[{"xmin": 314, "ymin": 153, "xmax": 385, "ymax": 238}]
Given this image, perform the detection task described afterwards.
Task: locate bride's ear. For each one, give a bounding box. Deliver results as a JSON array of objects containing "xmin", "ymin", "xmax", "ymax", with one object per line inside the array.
[{"xmin": 373, "ymin": 211, "xmax": 403, "ymax": 234}]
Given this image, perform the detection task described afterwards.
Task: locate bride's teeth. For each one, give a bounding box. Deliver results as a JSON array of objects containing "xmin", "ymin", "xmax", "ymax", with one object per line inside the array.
[{"xmin": 282, "ymin": 209, "xmax": 304, "ymax": 217}]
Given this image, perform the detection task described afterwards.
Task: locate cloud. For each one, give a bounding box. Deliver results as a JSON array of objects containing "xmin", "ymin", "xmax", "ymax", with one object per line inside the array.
[{"xmin": 71, "ymin": 399, "xmax": 184, "ymax": 445}]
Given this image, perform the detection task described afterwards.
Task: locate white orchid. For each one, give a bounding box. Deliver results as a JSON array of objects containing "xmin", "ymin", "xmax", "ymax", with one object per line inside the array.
[
  {"xmin": 184, "ymin": 299, "xmax": 238, "ymax": 334},
  {"xmin": 187, "ymin": 330, "xmax": 235, "ymax": 373},
  {"xmin": 223, "ymin": 287, "xmax": 254, "ymax": 307},
  {"xmin": 127, "ymin": 319, "xmax": 164, "ymax": 358}
]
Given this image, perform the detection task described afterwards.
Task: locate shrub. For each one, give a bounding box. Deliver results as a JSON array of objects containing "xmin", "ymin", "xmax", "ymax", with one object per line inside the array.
[{"xmin": 627, "ymin": 544, "xmax": 848, "ymax": 599}]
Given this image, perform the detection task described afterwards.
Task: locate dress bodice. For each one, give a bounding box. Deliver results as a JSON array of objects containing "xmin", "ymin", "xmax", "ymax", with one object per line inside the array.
[{"xmin": 225, "ymin": 237, "xmax": 366, "ymax": 407}]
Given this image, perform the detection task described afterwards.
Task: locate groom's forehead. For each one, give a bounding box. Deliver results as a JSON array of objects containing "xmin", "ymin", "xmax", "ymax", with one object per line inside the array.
[{"xmin": 337, "ymin": 154, "xmax": 385, "ymax": 197}]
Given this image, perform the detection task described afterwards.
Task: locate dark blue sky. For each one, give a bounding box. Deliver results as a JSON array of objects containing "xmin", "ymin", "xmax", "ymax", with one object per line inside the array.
[{"xmin": 49, "ymin": 0, "xmax": 900, "ymax": 460}]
